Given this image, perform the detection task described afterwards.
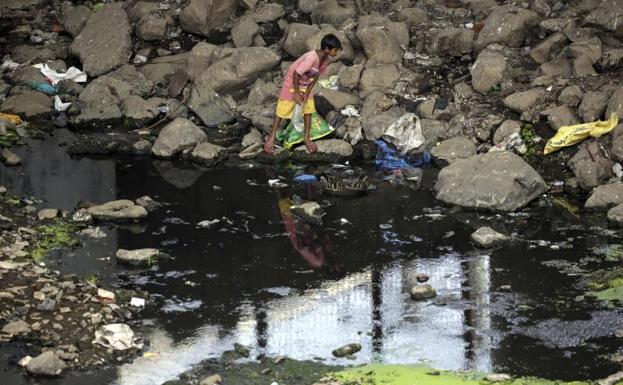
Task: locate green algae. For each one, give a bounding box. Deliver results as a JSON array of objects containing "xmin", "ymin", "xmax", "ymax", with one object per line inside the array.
[
  {"xmin": 31, "ymin": 220, "xmax": 80, "ymax": 261},
  {"xmin": 586, "ymin": 268, "xmax": 623, "ymax": 303}
]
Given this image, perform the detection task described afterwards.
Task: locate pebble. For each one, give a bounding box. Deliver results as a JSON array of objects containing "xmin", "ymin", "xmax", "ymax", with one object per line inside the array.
[
  {"xmin": 410, "ymin": 284, "xmax": 437, "ymax": 300},
  {"xmin": 485, "ymin": 373, "xmax": 512, "ymax": 382},
  {"xmin": 415, "ymin": 273, "xmax": 430, "ymax": 283},
  {"xmin": 33, "ymin": 291, "xmax": 45, "ymax": 301},
  {"xmin": 200, "ymin": 374, "xmax": 223, "ymax": 385},
  {"xmin": 37, "ymin": 298, "xmax": 56, "ymax": 312},
  {"xmin": 0, "ymin": 185, "xmax": 6, "ymax": 194}
]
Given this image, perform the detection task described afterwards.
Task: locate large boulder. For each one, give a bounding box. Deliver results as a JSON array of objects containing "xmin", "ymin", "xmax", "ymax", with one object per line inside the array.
[
  {"xmin": 430, "ymin": 137, "xmax": 477, "ymax": 167},
  {"xmin": 427, "ymin": 28, "xmax": 474, "ymax": 57},
  {"xmin": 569, "ymin": 141, "xmax": 614, "ymax": 190},
  {"xmin": 475, "ymin": 6, "xmax": 539, "ymax": 51},
  {"xmin": 611, "ymin": 123, "xmax": 623, "ymax": 161},
  {"xmin": 310, "ymin": 0, "xmax": 356, "ymax": 27},
  {"xmin": 538, "ymin": 57, "xmax": 571, "ymax": 78},
  {"xmin": 191, "ymin": 142, "xmax": 225, "ymax": 166},
  {"xmin": 231, "ymin": 16, "xmax": 260, "ymax": 48},
  {"xmin": 471, "ymin": 49, "xmax": 506, "ymax": 94},
  {"xmin": 529, "ymin": 32, "xmax": 568, "ymax": 64},
  {"xmin": 152, "ymin": 118, "xmax": 208, "ymax": 158},
  {"xmin": 359, "ymin": 63, "xmax": 400, "ymax": 92},
  {"xmin": 566, "ymin": 37, "xmax": 602, "ymax": 65},
  {"xmin": 314, "ymin": 88, "xmax": 360, "ymax": 114},
  {"xmin": 578, "ymin": 91, "xmax": 608, "ymax": 122},
  {"xmin": 585, "ymin": 182, "xmax": 623, "ymax": 209},
  {"xmin": 87, "ymin": 200, "xmax": 148, "ymax": 221},
  {"xmin": 283, "ymin": 23, "xmax": 320, "ymax": 58},
  {"xmin": 295, "ymin": 139, "xmax": 353, "ymax": 157},
  {"xmin": 434, "ymin": 151, "xmax": 548, "ymax": 211},
  {"xmin": 61, "ymin": 4, "xmax": 92, "ymax": 37},
  {"xmin": 356, "ymin": 15, "xmax": 409, "ymax": 63},
  {"xmin": 69, "ymin": 4, "xmax": 132, "ymax": 76},
  {"xmin": 493, "ymin": 120, "xmax": 521, "ymax": 144},
  {"xmin": 503, "ymin": 88, "xmax": 545, "ymax": 113},
  {"xmin": 180, "ymin": 0, "xmax": 237, "ymax": 37},
  {"xmin": 187, "ymin": 85, "xmax": 234, "ymax": 127},
  {"xmin": 1, "ymin": 91, "xmax": 53, "ymax": 119},
  {"xmin": 193, "ymin": 47, "xmax": 280, "ymax": 93},
  {"xmin": 138, "ymin": 15, "xmax": 167, "ymax": 41},
  {"xmin": 585, "ymin": 0, "xmax": 623, "ymax": 32},
  {"xmin": 608, "ymin": 203, "xmax": 623, "ymax": 225},
  {"xmin": 541, "ymin": 105, "xmax": 578, "ymax": 130}
]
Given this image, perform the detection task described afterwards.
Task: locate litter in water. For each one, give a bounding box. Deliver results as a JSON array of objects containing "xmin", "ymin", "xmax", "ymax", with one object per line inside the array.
[{"xmin": 93, "ymin": 323, "xmax": 142, "ymax": 350}]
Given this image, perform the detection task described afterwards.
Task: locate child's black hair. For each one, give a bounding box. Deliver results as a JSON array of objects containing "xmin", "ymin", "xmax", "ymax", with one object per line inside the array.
[{"xmin": 320, "ymin": 33, "xmax": 342, "ymax": 50}]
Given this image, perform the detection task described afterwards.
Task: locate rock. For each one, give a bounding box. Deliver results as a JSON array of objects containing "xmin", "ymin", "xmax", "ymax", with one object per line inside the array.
[
  {"xmin": 542, "ymin": 105, "xmax": 578, "ymax": 130},
  {"xmin": 231, "ymin": 16, "xmax": 259, "ymax": 48},
  {"xmin": 283, "ymin": 23, "xmax": 320, "ymax": 57},
  {"xmin": 194, "ymin": 47, "xmax": 280, "ymax": 93},
  {"xmin": 606, "ymin": 86, "xmax": 623, "ymax": 119},
  {"xmin": 475, "ymin": 6, "xmax": 539, "ymax": 51},
  {"xmin": 180, "ymin": 0, "xmax": 237, "ymax": 37},
  {"xmin": 135, "ymin": 196, "xmax": 162, "ymax": 211},
  {"xmin": 362, "ymin": 107, "xmax": 403, "ymax": 140},
  {"xmin": 471, "ymin": 49, "xmax": 506, "ymax": 94},
  {"xmin": 311, "ymin": 0, "xmax": 356, "ymax": 27},
  {"xmin": 471, "ymin": 227, "xmax": 509, "ymax": 248},
  {"xmin": 26, "ymin": 351, "xmax": 66, "ymax": 377},
  {"xmin": 585, "ymin": 182, "xmax": 623, "ymax": 209},
  {"xmin": 485, "ymin": 373, "xmax": 512, "ymax": 383},
  {"xmin": 529, "ymin": 32, "xmax": 568, "ymax": 64},
  {"xmin": 435, "ymin": 152, "xmax": 547, "ymax": 211},
  {"xmin": 70, "ymin": 4, "xmax": 131, "ymax": 77},
  {"xmin": 397, "ymin": 7, "xmax": 429, "ymax": 28},
  {"xmin": 295, "ymin": 139, "xmax": 353, "ymax": 157},
  {"xmin": 200, "ymin": 374, "xmax": 223, "ymax": 385},
  {"xmin": 37, "ymin": 298, "xmax": 56, "ymax": 312},
  {"xmin": 0, "ymin": 186, "xmax": 6, "ymax": 194},
  {"xmin": 608, "ymin": 203, "xmax": 623, "ymax": 225},
  {"xmin": 612, "ymin": 124, "xmax": 623, "ymax": 161},
  {"xmin": 290, "ymin": 202, "xmax": 325, "ymax": 225},
  {"xmin": 152, "ymin": 118, "xmax": 208, "ymax": 158},
  {"xmin": 569, "ymin": 141, "xmax": 614, "ymax": 190},
  {"xmin": 410, "ymin": 284, "xmax": 437, "ymax": 300},
  {"xmin": 1, "ymin": 91, "xmax": 53, "ymax": 119},
  {"xmin": 558, "ymin": 85, "xmax": 583, "ymax": 107},
  {"xmin": 138, "ymin": 16, "xmax": 167, "ymax": 41},
  {"xmin": 116, "ymin": 248, "xmax": 160, "ymax": 266},
  {"xmin": 122, "ymin": 96, "xmax": 159, "ymax": 127},
  {"xmin": 251, "ymin": 3, "xmax": 284, "ymax": 23},
  {"xmin": 242, "ymin": 128, "xmax": 263, "ymax": 148},
  {"xmin": 338, "ymin": 64, "xmax": 363, "ymax": 89},
  {"xmin": 530, "ymin": 0, "xmax": 550, "ymax": 17},
  {"xmin": 332, "ymin": 343, "xmax": 361, "ymax": 357},
  {"xmin": 87, "ymin": 200, "xmax": 148, "ymax": 221},
  {"xmin": 37, "ymin": 209, "xmax": 59, "ymax": 221},
  {"xmin": 191, "ymin": 142, "xmax": 225, "ymax": 166},
  {"xmin": 503, "ymin": 88, "xmax": 544, "ymax": 113},
  {"xmin": 359, "ymin": 63, "xmax": 400, "ymax": 92},
  {"xmin": 493, "ymin": 120, "xmax": 521, "ymax": 144},
  {"xmin": 427, "ymin": 28, "xmax": 474, "ymax": 57},
  {"xmin": 567, "ymin": 37, "xmax": 602, "ymax": 65},
  {"xmin": 187, "ymin": 86, "xmax": 234, "ymax": 127},
  {"xmin": 2, "ymin": 320, "xmax": 31, "ymax": 335},
  {"xmin": 314, "ymin": 88, "xmax": 360, "ymax": 113},
  {"xmin": 62, "ymin": 5, "xmax": 91, "ymax": 37},
  {"xmin": 538, "ymin": 57, "xmax": 571, "ymax": 78},
  {"xmin": 578, "ymin": 92, "xmax": 608, "ymax": 122},
  {"xmin": 1, "ymin": 149, "xmax": 22, "ymax": 166},
  {"xmin": 586, "ymin": 1, "xmax": 623, "ymax": 32},
  {"xmin": 356, "ymin": 15, "xmax": 409, "ymax": 63},
  {"xmin": 572, "ymin": 55, "xmax": 596, "ymax": 77},
  {"xmin": 416, "ymin": 273, "xmax": 429, "ymax": 283},
  {"xmin": 430, "ymin": 137, "xmax": 477, "ymax": 167}
]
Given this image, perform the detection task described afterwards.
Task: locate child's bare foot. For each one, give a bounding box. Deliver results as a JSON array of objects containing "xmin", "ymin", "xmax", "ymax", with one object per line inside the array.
[
  {"xmin": 305, "ymin": 139, "xmax": 318, "ymax": 153},
  {"xmin": 264, "ymin": 135, "xmax": 276, "ymax": 154}
]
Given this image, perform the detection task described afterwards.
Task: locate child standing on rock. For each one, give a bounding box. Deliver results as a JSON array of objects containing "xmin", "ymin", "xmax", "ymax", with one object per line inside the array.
[{"xmin": 263, "ymin": 33, "xmax": 342, "ymax": 154}]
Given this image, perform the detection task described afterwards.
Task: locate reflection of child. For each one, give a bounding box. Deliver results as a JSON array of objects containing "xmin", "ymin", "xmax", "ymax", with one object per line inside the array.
[
  {"xmin": 264, "ymin": 34, "xmax": 342, "ymax": 154},
  {"xmin": 278, "ymin": 198, "xmax": 326, "ymax": 268}
]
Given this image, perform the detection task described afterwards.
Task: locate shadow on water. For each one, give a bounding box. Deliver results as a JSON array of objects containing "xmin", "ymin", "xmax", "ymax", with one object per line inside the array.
[{"xmin": 1, "ymin": 133, "xmax": 622, "ymax": 385}]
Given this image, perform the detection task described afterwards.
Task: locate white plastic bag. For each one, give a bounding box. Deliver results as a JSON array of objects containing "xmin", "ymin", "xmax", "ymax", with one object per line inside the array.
[
  {"xmin": 33, "ymin": 63, "xmax": 87, "ymax": 85},
  {"xmin": 291, "ymin": 104, "xmax": 304, "ymax": 133},
  {"xmin": 53, "ymin": 95, "xmax": 71, "ymax": 112},
  {"xmin": 93, "ymin": 323, "xmax": 142, "ymax": 350},
  {"xmin": 383, "ymin": 113, "xmax": 425, "ymax": 154}
]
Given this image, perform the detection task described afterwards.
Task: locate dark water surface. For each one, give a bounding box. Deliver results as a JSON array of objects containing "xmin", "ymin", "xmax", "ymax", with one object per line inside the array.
[{"xmin": 1, "ymin": 132, "xmax": 622, "ymax": 385}]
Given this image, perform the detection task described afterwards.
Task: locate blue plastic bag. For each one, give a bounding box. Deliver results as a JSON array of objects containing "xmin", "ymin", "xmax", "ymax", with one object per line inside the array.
[
  {"xmin": 374, "ymin": 140, "xmax": 430, "ymax": 170},
  {"xmin": 293, "ymin": 174, "xmax": 318, "ymax": 183},
  {"xmin": 25, "ymin": 80, "xmax": 58, "ymax": 95}
]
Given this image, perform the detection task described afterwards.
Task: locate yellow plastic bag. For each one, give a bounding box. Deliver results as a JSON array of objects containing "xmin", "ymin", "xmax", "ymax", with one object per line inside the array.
[
  {"xmin": 0, "ymin": 113, "xmax": 23, "ymax": 126},
  {"xmin": 544, "ymin": 113, "xmax": 619, "ymax": 154}
]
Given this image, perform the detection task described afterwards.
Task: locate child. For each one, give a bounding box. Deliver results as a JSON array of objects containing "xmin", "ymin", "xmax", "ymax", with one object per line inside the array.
[{"xmin": 264, "ymin": 33, "xmax": 342, "ymax": 154}]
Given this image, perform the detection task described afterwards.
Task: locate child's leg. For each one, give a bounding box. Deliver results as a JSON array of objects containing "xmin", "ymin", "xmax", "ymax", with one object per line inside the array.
[
  {"xmin": 264, "ymin": 115, "xmax": 282, "ymax": 153},
  {"xmin": 303, "ymin": 113, "xmax": 318, "ymax": 153}
]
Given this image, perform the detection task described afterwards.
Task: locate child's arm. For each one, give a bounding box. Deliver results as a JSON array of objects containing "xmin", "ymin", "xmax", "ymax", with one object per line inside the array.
[
  {"xmin": 303, "ymin": 77, "xmax": 319, "ymax": 102},
  {"xmin": 293, "ymin": 72, "xmax": 304, "ymax": 104}
]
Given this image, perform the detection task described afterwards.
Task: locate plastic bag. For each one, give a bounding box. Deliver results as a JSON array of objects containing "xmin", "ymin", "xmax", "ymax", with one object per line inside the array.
[
  {"xmin": 544, "ymin": 113, "xmax": 619, "ymax": 155},
  {"xmin": 383, "ymin": 113, "xmax": 425, "ymax": 154},
  {"xmin": 375, "ymin": 140, "xmax": 431, "ymax": 170},
  {"xmin": 92, "ymin": 323, "xmax": 142, "ymax": 350},
  {"xmin": 33, "ymin": 63, "xmax": 87, "ymax": 85},
  {"xmin": 489, "ymin": 132, "xmax": 527, "ymax": 154},
  {"xmin": 0, "ymin": 113, "xmax": 24, "ymax": 126},
  {"xmin": 276, "ymin": 112, "xmax": 335, "ymax": 150},
  {"xmin": 53, "ymin": 96, "xmax": 71, "ymax": 112},
  {"xmin": 291, "ymin": 104, "xmax": 304, "ymax": 133},
  {"xmin": 24, "ymin": 80, "xmax": 57, "ymax": 95}
]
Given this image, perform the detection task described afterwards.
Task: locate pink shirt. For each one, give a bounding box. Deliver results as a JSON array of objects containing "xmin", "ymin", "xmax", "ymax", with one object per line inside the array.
[{"xmin": 279, "ymin": 50, "xmax": 329, "ymax": 101}]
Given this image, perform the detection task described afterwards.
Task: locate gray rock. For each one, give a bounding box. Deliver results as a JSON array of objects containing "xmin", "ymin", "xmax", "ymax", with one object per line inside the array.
[
  {"xmin": 586, "ymin": 2, "xmax": 623, "ymax": 32},
  {"xmin": 542, "ymin": 105, "xmax": 578, "ymax": 130},
  {"xmin": 356, "ymin": 15, "xmax": 409, "ymax": 63},
  {"xmin": 283, "ymin": 23, "xmax": 320, "ymax": 57},
  {"xmin": 608, "ymin": 203, "xmax": 623, "ymax": 225},
  {"xmin": 116, "ymin": 248, "xmax": 160, "ymax": 266},
  {"xmin": 138, "ymin": 16, "xmax": 167, "ymax": 41},
  {"xmin": 485, "ymin": 373, "xmax": 512, "ymax": 383},
  {"xmin": 529, "ymin": 32, "xmax": 567, "ymax": 64},
  {"xmin": 187, "ymin": 86, "xmax": 234, "ymax": 127},
  {"xmin": 530, "ymin": 0, "xmax": 550, "ymax": 17},
  {"xmin": 435, "ymin": 152, "xmax": 547, "ymax": 211},
  {"xmin": 538, "ymin": 57, "xmax": 571, "ymax": 78},
  {"xmin": 362, "ymin": 108, "xmax": 403, "ymax": 140},
  {"xmin": 26, "ymin": 351, "xmax": 66, "ymax": 377},
  {"xmin": 242, "ymin": 128, "xmax": 263, "ymax": 148},
  {"xmin": 295, "ymin": 139, "xmax": 353, "ymax": 157},
  {"xmin": 152, "ymin": 118, "xmax": 207, "ymax": 158},
  {"xmin": 332, "ymin": 343, "xmax": 361, "ymax": 357},
  {"xmin": 1, "ymin": 149, "xmax": 22, "ymax": 166},
  {"xmin": 180, "ymin": 0, "xmax": 237, "ymax": 37},
  {"xmin": 471, "ymin": 49, "xmax": 506, "ymax": 94},
  {"xmin": 311, "ymin": 0, "xmax": 356, "ymax": 27},
  {"xmin": 87, "ymin": 200, "xmax": 148, "ymax": 221},
  {"xmin": 314, "ymin": 88, "xmax": 360, "ymax": 112},
  {"xmin": 200, "ymin": 374, "xmax": 223, "ymax": 385},
  {"xmin": 397, "ymin": 7, "xmax": 429, "ymax": 28},
  {"xmin": 566, "ymin": 37, "xmax": 602, "ymax": 65},
  {"xmin": 578, "ymin": 91, "xmax": 608, "ymax": 122},
  {"xmin": 62, "ymin": 4, "xmax": 91, "ymax": 37},
  {"xmin": 122, "ymin": 96, "xmax": 158, "ymax": 127},
  {"xmin": 572, "ymin": 55, "xmax": 596, "ymax": 77},
  {"xmin": 611, "ymin": 124, "xmax": 623, "ymax": 162},
  {"xmin": 569, "ymin": 141, "xmax": 614, "ymax": 191},
  {"xmin": 37, "ymin": 298, "xmax": 56, "ymax": 312},
  {"xmin": 338, "ymin": 64, "xmax": 363, "ymax": 90},
  {"xmin": 128, "ymin": 1, "xmax": 158, "ymax": 22},
  {"xmin": 191, "ymin": 142, "xmax": 225, "ymax": 166},
  {"xmin": 247, "ymin": 79, "xmax": 278, "ymax": 106},
  {"xmin": 475, "ymin": 6, "xmax": 539, "ymax": 51},
  {"xmin": 2, "ymin": 320, "xmax": 31, "ymax": 335},
  {"xmin": 471, "ymin": 226, "xmax": 509, "ymax": 248},
  {"xmin": 427, "ymin": 28, "xmax": 474, "ymax": 57},
  {"xmin": 1, "ymin": 91, "xmax": 53, "ymax": 119},
  {"xmin": 493, "ymin": 120, "xmax": 521, "ymax": 144},
  {"xmin": 601, "ymin": 48, "xmax": 623, "ymax": 70},
  {"xmin": 37, "ymin": 209, "xmax": 59, "ymax": 221},
  {"xmin": 251, "ymin": 3, "xmax": 285, "ymax": 23},
  {"xmin": 70, "ymin": 4, "xmax": 131, "ymax": 77},
  {"xmin": 410, "ymin": 284, "xmax": 437, "ymax": 300},
  {"xmin": 585, "ymin": 182, "xmax": 623, "ymax": 209},
  {"xmin": 503, "ymin": 88, "xmax": 544, "ymax": 113},
  {"xmin": 606, "ymin": 86, "xmax": 623, "ymax": 120},
  {"xmin": 558, "ymin": 85, "xmax": 583, "ymax": 107},
  {"xmin": 290, "ymin": 201, "xmax": 325, "ymax": 225},
  {"xmin": 430, "ymin": 137, "xmax": 477, "ymax": 167},
  {"xmin": 359, "ymin": 63, "xmax": 400, "ymax": 92},
  {"xmin": 231, "ymin": 16, "xmax": 259, "ymax": 48},
  {"xmin": 135, "ymin": 195, "xmax": 162, "ymax": 211}
]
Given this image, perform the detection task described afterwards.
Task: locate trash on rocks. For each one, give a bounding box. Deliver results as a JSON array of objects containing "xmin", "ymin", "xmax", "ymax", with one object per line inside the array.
[
  {"xmin": 318, "ymin": 75, "xmax": 339, "ymax": 90},
  {"xmin": 97, "ymin": 288, "xmax": 115, "ymax": 302},
  {"xmin": 615, "ymin": 163, "xmax": 623, "ymax": 178},
  {"xmin": 290, "ymin": 201, "xmax": 325, "ymax": 225},
  {"xmin": 197, "ymin": 218, "xmax": 221, "ymax": 228},
  {"xmin": 276, "ymin": 110, "xmax": 335, "ymax": 150},
  {"xmin": 18, "ymin": 355, "xmax": 32, "ymax": 367},
  {"xmin": 375, "ymin": 140, "xmax": 431, "ymax": 170},
  {"xmin": 53, "ymin": 95, "xmax": 71, "ymax": 112},
  {"xmin": 268, "ymin": 178, "xmax": 288, "ymax": 188},
  {"xmin": 79, "ymin": 226, "xmax": 107, "ymax": 239},
  {"xmin": 320, "ymin": 175, "xmax": 374, "ymax": 196},
  {"xmin": 383, "ymin": 113, "xmax": 425, "ymax": 153},
  {"xmin": 471, "ymin": 227, "xmax": 510, "ymax": 248},
  {"xmin": 544, "ymin": 113, "xmax": 618, "ymax": 154},
  {"xmin": 93, "ymin": 323, "xmax": 142, "ymax": 351},
  {"xmin": 340, "ymin": 105, "xmax": 360, "ymax": 117},
  {"xmin": 33, "ymin": 63, "xmax": 87, "ymax": 85},
  {"xmin": 130, "ymin": 297, "xmax": 146, "ymax": 307},
  {"xmin": 293, "ymin": 174, "xmax": 318, "ymax": 183},
  {"xmin": 489, "ymin": 132, "xmax": 527, "ymax": 154},
  {"xmin": 133, "ymin": 55, "xmax": 148, "ymax": 65},
  {"xmin": 0, "ymin": 113, "xmax": 24, "ymax": 126},
  {"xmin": 2, "ymin": 59, "xmax": 19, "ymax": 70},
  {"xmin": 24, "ymin": 80, "xmax": 57, "ymax": 95}
]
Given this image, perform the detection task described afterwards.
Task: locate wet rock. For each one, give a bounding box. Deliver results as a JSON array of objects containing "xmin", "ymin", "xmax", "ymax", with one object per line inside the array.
[
  {"xmin": 200, "ymin": 374, "xmax": 223, "ymax": 385},
  {"xmin": 606, "ymin": 86, "xmax": 623, "ymax": 119},
  {"xmin": 485, "ymin": 373, "xmax": 512, "ymax": 383},
  {"xmin": 295, "ymin": 139, "xmax": 353, "ymax": 158},
  {"xmin": 191, "ymin": 142, "xmax": 225, "ymax": 166},
  {"xmin": 503, "ymin": 88, "xmax": 544, "ymax": 113},
  {"xmin": 1, "ymin": 91, "xmax": 53, "ymax": 119},
  {"xmin": 37, "ymin": 209, "xmax": 59, "ymax": 221},
  {"xmin": 410, "ymin": 284, "xmax": 437, "ymax": 300},
  {"xmin": 116, "ymin": 248, "xmax": 160, "ymax": 266},
  {"xmin": 359, "ymin": 63, "xmax": 400, "ymax": 92},
  {"xmin": 87, "ymin": 200, "xmax": 148, "ymax": 221},
  {"xmin": 578, "ymin": 91, "xmax": 608, "ymax": 123},
  {"xmin": 416, "ymin": 273, "xmax": 429, "ymax": 283},
  {"xmin": 430, "ymin": 137, "xmax": 477, "ymax": 167},
  {"xmin": 332, "ymin": 343, "xmax": 361, "ymax": 357},
  {"xmin": 542, "ymin": 105, "xmax": 578, "ymax": 130},
  {"xmin": 1, "ymin": 149, "xmax": 22, "ymax": 166},
  {"xmin": 135, "ymin": 196, "xmax": 162, "ymax": 211},
  {"xmin": 475, "ymin": 6, "xmax": 539, "ymax": 51},
  {"xmin": 138, "ymin": 16, "xmax": 167, "ymax": 41},
  {"xmin": 608, "ymin": 203, "xmax": 623, "ymax": 226},
  {"xmin": 493, "ymin": 120, "xmax": 521, "ymax": 144},
  {"xmin": 585, "ymin": 182, "xmax": 623, "ymax": 210},
  {"xmin": 529, "ymin": 33, "xmax": 568, "ymax": 64},
  {"xmin": 70, "ymin": 4, "xmax": 131, "ymax": 77},
  {"xmin": 152, "ymin": 118, "xmax": 207, "ymax": 158},
  {"xmin": 356, "ymin": 15, "xmax": 409, "ymax": 63},
  {"xmin": 61, "ymin": 4, "xmax": 91, "ymax": 37},
  {"xmin": 2, "ymin": 320, "xmax": 31, "ymax": 335},
  {"xmin": 471, "ymin": 227, "xmax": 509, "ymax": 248},
  {"xmin": 187, "ymin": 86, "xmax": 234, "ymax": 127},
  {"xmin": 132, "ymin": 140, "xmax": 152, "ymax": 155},
  {"xmin": 569, "ymin": 141, "xmax": 614, "ymax": 190},
  {"xmin": 26, "ymin": 351, "xmax": 66, "ymax": 377},
  {"xmin": 471, "ymin": 49, "xmax": 506, "ymax": 94},
  {"xmin": 231, "ymin": 16, "xmax": 260, "ymax": 48},
  {"xmin": 427, "ymin": 28, "xmax": 474, "ymax": 57},
  {"xmin": 180, "ymin": 0, "xmax": 237, "ymax": 37},
  {"xmin": 283, "ymin": 23, "xmax": 320, "ymax": 57},
  {"xmin": 435, "ymin": 152, "xmax": 548, "ymax": 211},
  {"xmin": 290, "ymin": 202, "xmax": 325, "ymax": 225}
]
